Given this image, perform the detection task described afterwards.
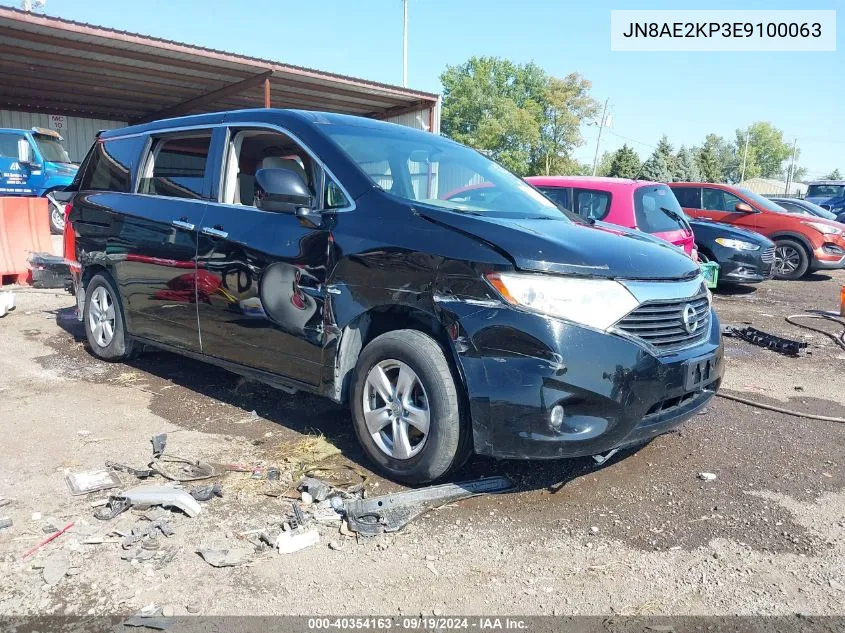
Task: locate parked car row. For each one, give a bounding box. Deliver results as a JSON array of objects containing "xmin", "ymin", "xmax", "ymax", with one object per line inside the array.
[
  {"xmin": 64, "ymin": 109, "xmax": 724, "ymax": 484},
  {"xmin": 520, "ymin": 176, "xmax": 845, "ymax": 283}
]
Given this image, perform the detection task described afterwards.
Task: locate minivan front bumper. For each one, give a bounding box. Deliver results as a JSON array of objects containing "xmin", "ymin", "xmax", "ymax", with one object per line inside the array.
[{"xmin": 448, "ymin": 304, "xmax": 723, "ymax": 460}]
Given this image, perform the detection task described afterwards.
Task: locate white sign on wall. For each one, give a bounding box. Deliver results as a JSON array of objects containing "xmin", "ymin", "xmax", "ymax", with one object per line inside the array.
[{"xmin": 49, "ymin": 114, "xmax": 66, "ymax": 131}]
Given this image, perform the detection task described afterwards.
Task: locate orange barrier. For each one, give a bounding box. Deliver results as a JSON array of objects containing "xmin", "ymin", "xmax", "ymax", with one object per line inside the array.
[{"xmin": 0, "ymin": 197, "xmax": 52, "ymax": 286}]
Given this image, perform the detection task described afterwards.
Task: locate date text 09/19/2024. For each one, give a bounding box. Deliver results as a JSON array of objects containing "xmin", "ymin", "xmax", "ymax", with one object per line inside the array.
[{"xmin": 307, "ymin": 617, "xmax": 529, "ymax": 630}]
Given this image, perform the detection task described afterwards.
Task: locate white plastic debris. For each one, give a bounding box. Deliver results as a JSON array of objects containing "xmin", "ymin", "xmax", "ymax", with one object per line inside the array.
[
  {"xmin": 698, "ymin": 472, "xmax": 717, "ymax": 481},
  {"xmin": 0, "ymin": 292, "xmax": 14, "ymax": 318},
  {"xmin": 275, "ymin": 528, "xmax": 319, "ymax": 554}
]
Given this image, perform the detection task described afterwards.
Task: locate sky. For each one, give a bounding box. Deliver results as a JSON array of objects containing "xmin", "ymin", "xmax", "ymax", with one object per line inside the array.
[{"xmin": 5, "ymin": 0, "xmax": 843, "ymax": 179}]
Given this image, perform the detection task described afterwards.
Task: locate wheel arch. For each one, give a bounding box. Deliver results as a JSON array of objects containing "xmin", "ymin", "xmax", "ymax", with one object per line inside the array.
[{"xmin": 768, "ymin": 232, "xmax": 814, "ymax": 260}]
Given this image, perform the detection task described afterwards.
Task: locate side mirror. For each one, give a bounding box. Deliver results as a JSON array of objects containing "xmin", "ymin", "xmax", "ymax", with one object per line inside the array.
[
  {"xmin": 735, "ymin": 202, "xmax": 754, "ymax": 213},
  {"xmin": 17, "ymin": 138, "xmax": 33, "ymax": 165},
  {"xmin": 254, "ymin": 168, "xmax": 313, "ymax": 214}
]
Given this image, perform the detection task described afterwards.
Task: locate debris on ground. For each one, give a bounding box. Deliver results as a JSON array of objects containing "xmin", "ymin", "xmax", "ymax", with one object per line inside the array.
[
  {"xmin": 22, "ymin": 521, "xmax": 74, "ymax": 559},
  {"xmin": 122, "ymin": 604, "xmax": 175, "ymax": 630},
  {"xmin": 298, "ymin": 476, "xmax": 332, "ymax": 502},
  {"xmin": 343, "ymin": 476, "xmax": 512, "ymax": 536},
  {"xmin": 196, "ymin": 547, "xmax": 254, "ymax": 568},
  {"xmin": 95, "ymin": 485, "xmax": 201, "ymax": 520},
  {"xmin": 151, "ymin": 433, "xmax": 167, "ymax": 459},
  {"xmin": 698, "ymin": 472, "xmax": 718, "ymax": 481},
  {"xmin": 150, "ymin": 455, "xmax": 222, "ymax": 482},
  {"xmin": 65, "ymin": 469, "xmax": 122, "ymax": 496},
  {"xmin": 723, "ymin": 325, "xmax": 808, "ymax": 356},
  {"xmin": 275, "ymin": 527, "xmax": 320, "ymax": 554},
  {"xmin": 0, "ymin": 517, "xmax": 12, "ymax": 530},
  {"xmin": 0, "ymin": 498, "xmax": 11, "ymax": 509},
  {"xmin": 105, "ymin": 460, "xmax": 153, "ymax": 479},
  {"xmin": 41, "ymin": 553, "xmax": 70, "ymax": 587},
  {"xmin": 189, "ymin": 483, "xmax": 223, "ymax": 502},
  {"xmin": 0, "ymin": 291, "xmax": 15, "ymax": 318}
]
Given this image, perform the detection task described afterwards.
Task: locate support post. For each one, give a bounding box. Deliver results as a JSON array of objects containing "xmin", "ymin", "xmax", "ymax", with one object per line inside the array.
[{"xmin": 264, "ymin": 76, "xmax": 271, "ymax": 108}]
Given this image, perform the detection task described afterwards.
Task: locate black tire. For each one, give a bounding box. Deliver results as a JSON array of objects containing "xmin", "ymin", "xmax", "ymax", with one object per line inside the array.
[
  {"xmin": 83, "ymin": 272, "xmax": 135, "ymax": 361},
  {"xmin": 351, "ymin": 329, "xmax": 469, "ymax": 485},
  {"xmin": 47, "ymin": 193, "xmax": 64, "ymax": 234},
  {"xmin": 773, "ymin": 239, "xmax": 809, "ymax": 280}
]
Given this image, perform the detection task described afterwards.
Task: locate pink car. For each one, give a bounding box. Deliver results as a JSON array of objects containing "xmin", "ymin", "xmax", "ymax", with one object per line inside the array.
[{"xmin": 524, "ymin": 176, "xmax": 696, "ymax": 257}]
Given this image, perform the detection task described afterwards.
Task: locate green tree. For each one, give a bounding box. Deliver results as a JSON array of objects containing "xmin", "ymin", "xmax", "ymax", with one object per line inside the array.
[
  {"xmin": 695, "ymin": 134, "xmax": 733, "ymax": 183},
  {"xmin": 440, "ymin": 57, "xmax": 546, "ymax": 175},
  {"xmin": 532, "ymin": 73, "xmax": 599, "ymax": 175},
  {"xmin": 734, "ymin": 122, "xmax": 791, "ymax": 181},
  {"xmin": 594, "ymin": 151, "xmax": 614, "ymax": 177},
  {"xmin": 823, "ymin": 168, "xmax": 843, "ymax": 180},
  {"xmin": 674, "ymin": 146, "xmax": 701, "ymax": 182},
  {"xmin": 606, "ymin": 144, "xmax": 641, "ymax": 179},
  {"xmin": 639, "ymin": 135, "xmax": 675, "ymax": 182}
]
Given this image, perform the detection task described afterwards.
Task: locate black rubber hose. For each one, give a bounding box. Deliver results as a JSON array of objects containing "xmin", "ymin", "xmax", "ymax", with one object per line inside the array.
[
  {"xmin": 785, "ymin": 312, "xmax": 845, "ymax": 351},
  {"xmin": 716, "ymin": 392, "xmax": 845, "ymax": 424}
]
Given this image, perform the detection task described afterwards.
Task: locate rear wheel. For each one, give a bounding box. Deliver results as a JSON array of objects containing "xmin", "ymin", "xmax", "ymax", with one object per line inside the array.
[
  {"xmin": 351, "ymin": 329, "xmax": 469, "ymax": 485},
  {"xmin": 83, "ymin": 273, "xmax": 135, "ymax": 361},
  {"xmin": 773, "ymin": 239, "xmax": 809, "ymax": 280}
]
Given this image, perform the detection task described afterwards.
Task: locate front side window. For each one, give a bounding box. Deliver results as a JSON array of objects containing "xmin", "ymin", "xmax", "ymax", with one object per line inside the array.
[
  {"xmin": 574, "ymin": 189, "xmax": 610, "ymax": 221},
  {"xmin": 139, "ymin": 133, "xmax": 212, "ymax": 199},
  {"xmin": 221, "ymin": 129, "xmax": 323, "ymax": 208},
  {"xmin": 702, "ymin": 188, "xmax": 744, "ymax": 212},
  {"xmin": 79, "ymin": 137, "xmax": 146, "ymax": 193},
  {"xmin": 0, "ymin": 133, "xmax": 26, "ymax": 159},
  {"xmin": 321, "ymin": 122, "xmax": 564, "ymax": 220},
  {"xmin": 634, "ymin": 184, "xmax": 687, "ymax": 233},
  {"xmin": 734, "ymin": 188, "xmax": 789, "ymax": 213},
  {"xmin": 32, "ymin": 134, "xmax": 71, "ymax": 163}
]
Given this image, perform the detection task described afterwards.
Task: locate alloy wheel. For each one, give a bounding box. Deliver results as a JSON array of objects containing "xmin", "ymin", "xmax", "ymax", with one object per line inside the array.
[
  {"xmin": 362, "ymin": 359, "xmax": 430, "ymax": 460},
  {"xmin": 47, "ymin": 195, "xmax": 65, "ymax": 232},
  {"xmin": 88, "ymin": 285, "xmax": 116, "ymax": 348},
  {"xmin": 774, "ymin": 245, "xmax": 801, "ymax": 276}
]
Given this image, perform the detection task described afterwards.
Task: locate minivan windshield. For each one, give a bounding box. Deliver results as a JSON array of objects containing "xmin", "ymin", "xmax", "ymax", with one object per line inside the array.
[
  {"xmin": 735, "ymin": 187, "xmax": 790, "ymax": 213},
  {"xmin": 634, "ymin": 184, "xmax": 689, "ymax": 233},
  {"xmin": 322, "ymin": 123, "xmax": 565, "ymax": 220},
  {"xmin": 33, "ymin": 134, "xmax": 72, "ymax": 164}
]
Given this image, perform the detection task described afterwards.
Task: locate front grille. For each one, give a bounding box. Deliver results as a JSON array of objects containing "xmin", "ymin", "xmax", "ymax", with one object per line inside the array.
[
  {"xmin": 615, "ymin": 294, "xmax": 710, "ymax": 353},
  {"xmin": 761, "ymin": 246, "xmax": 775, "ymax": 263}
]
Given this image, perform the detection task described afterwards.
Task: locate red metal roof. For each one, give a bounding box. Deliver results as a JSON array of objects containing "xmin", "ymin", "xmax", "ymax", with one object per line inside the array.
[{"xmin": 0, "ymin": 7, "xmax": 438, "ymax": 122}]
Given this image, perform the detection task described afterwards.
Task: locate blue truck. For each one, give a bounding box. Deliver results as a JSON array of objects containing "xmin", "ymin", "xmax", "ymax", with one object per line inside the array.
[
  {"xmin": 805, "ymin": 180, "xmax": 845, "ymax": 218},
  {"xmin": 0, "ymin": 127, "xmax": 79, "ymax": 233}
]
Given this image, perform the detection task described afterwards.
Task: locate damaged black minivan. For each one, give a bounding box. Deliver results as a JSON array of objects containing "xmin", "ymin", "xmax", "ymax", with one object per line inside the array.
[{"xmin": 67, "ymin": 109, "xmax": 723, "ymax": 484}]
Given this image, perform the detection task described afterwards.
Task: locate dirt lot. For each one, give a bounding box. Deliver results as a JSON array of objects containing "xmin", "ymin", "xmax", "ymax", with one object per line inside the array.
[{"xmin": 0, "ymin": 271, "xmax": 844, "ymax": 617}]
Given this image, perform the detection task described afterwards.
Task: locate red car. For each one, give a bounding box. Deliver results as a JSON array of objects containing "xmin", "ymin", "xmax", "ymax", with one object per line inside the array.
[
  {"xmin": 669, "ymin": 183, "xmax": 845, "ymax": 279},
  {"xmin": 525, "ymin": 177, "xmax": 696, "ymax": 257}
]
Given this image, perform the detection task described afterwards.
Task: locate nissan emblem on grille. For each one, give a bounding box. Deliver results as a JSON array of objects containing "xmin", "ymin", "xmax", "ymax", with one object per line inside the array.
[{"xmin": 615, "ymin": 293, "xmax": 710, "ymax": 353}]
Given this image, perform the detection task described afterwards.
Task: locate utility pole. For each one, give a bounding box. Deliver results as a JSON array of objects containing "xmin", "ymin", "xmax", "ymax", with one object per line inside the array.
[
  {"xmin": 591, "ymin": 98, "xmax": 609, "ymax": 177},
  {"xmin": 402, "ymin": 0, "xmax": 408, "ymax": 87},
  {"xmin": 785, "ymin": 137, "xmax": 798, "ymax": 194},
  {"xmin": 739, "ymin": 130, "xmax": 750, "ymax": 183}
]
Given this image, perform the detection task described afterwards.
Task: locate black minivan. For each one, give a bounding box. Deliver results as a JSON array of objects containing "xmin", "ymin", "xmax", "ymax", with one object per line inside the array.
[{"xmin": 66, "ymin": 109, "xmax": 723, "ymax": 484}]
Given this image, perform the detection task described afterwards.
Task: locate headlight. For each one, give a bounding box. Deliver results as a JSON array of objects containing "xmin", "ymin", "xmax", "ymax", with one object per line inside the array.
[
  {"xmin": 714, "ymin": 237, "xmax": 760, "ymax": 251},
  {"xmin": 485, "ymin": 272, "xmax": 639, "ymax": 330},
  {"xmin": 803, "ymin": 221, "xmax": 844, "ymax": 236}
]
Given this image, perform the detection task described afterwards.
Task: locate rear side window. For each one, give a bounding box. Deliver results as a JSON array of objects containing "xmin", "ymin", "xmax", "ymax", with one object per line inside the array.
[
  {"xmin": 702, "ymin": 188, "xmax": 744, "ymax": 212},
  {"xmin": 79, "ymin": 137, "xmax": 146, "ymax": 192},
  {"xmin": 139, "ymin": 133, "xmax": 212, "ymax": 199},
  {"xmin": 671, "ymin": 187, "xmax": 701, "ymax": 209},
  {"xmin": 573, "ymin": 189, "xmax": 610, "ymax": 221},
  {"xmin": 634, "ymin": 184, "xmax": 686, "ymax": 233},
  {"xmin": 537, "ymin": 186, "xmax": 571, "ymax": 210}
]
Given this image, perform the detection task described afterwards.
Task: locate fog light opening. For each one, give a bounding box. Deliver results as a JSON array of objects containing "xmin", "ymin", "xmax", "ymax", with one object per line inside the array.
[{"xmin": 549, "ymin": 405, "xmax": 565, "ymax": 430}]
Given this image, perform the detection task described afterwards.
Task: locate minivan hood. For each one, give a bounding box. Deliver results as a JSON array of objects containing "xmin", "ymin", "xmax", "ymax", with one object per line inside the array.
[{"xmin": 417, "ymin": 208, "xmax": 700, "ymax": 280}]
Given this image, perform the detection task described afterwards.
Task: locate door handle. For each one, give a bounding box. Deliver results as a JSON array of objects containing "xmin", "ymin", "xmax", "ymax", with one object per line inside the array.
[
  {"xmin": 171, "ymin": 219, "xmax": 195, "ymax": 231},
  {"xmin": 201, "ymin": 226, "xmax": 228, "ymax": 239}
]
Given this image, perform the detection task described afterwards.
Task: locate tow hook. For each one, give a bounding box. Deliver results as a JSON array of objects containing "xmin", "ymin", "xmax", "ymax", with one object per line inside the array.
[{"xmin": 592, "ymin": 448, "xmax": 619, "ymax": 466}]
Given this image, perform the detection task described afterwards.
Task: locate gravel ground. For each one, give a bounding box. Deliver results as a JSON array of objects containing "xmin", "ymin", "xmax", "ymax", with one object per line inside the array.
[{"xmin": 0, "ymin": 271, "xmax": 843, "ymax": 617}]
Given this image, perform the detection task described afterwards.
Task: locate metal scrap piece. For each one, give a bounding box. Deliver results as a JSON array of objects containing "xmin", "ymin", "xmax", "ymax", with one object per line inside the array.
[
  {"xmin": 723, "ymin": 325, "xmax": 808, "ymax": 356},
  {"xmin": 343, "ymin": 476, "xmax": 512, "ymax": 536},
  {"xmin": 297, "ymin": 477, "xmax": 332, "ymax": 502},
  {"xmin": 123, "ymin": 486, "xmax": 202, "ymax": 518},
  {"xmin": 151, "ymin": 434, "xmax": 167, "ymax": 458},
  {"xmin": 106, "ymin": 460, "xmax": 153, "ymax": 479},
  {"xmin": 150, "ymin": 456, "xmax": 221, "ymax": 482},
  {"xmin": 196, "ymin": 547, "xmax": 253, "ymax": 568},
  {"xmin": 189, "ymin": 483, "xmax": 223, "ymax": 502}
]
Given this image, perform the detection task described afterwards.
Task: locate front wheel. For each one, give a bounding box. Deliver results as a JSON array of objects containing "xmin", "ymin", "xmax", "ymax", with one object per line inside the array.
[
  {"xmin": 46, "ymin": 193, "xmax": 65, "ymax": 234},
  {"xmin": 351, "ymin": 329, "xmax": 469, "ymax": 485},
  {"xmin": 773, "ymin": 239, "xmax": 809, "ymax": 280}
]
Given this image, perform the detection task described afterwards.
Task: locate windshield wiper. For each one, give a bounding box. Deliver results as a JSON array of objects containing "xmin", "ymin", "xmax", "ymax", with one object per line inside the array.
[{"xmin": 659, "ymin": 206, "xmax": 692, "ymax": 232}]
